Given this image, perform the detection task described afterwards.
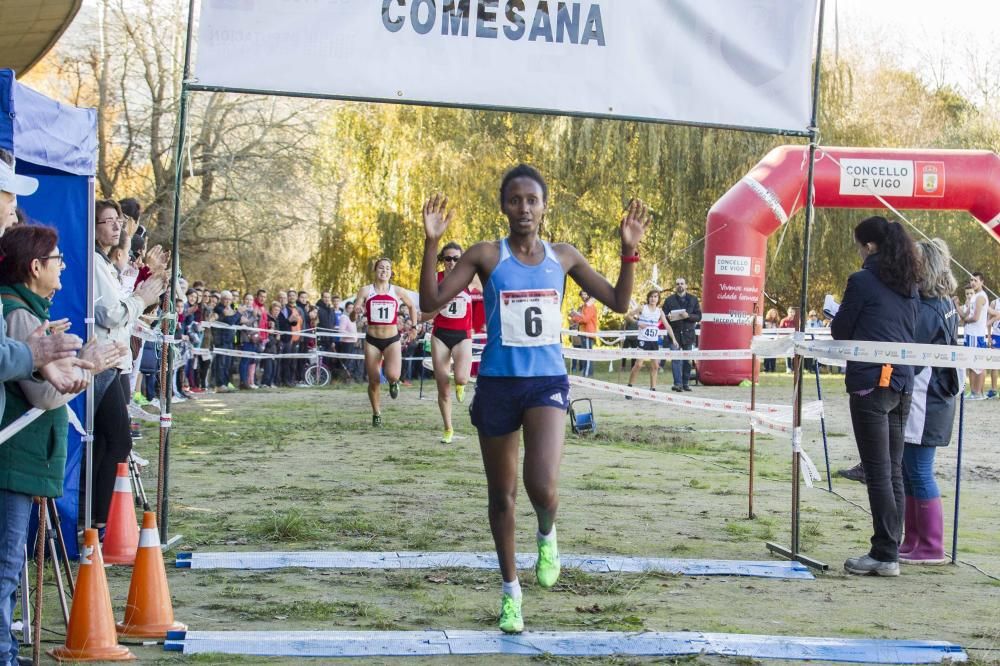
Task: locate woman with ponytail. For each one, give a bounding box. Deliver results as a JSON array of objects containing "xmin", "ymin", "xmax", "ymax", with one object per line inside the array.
[{"xmin": 831, "ymin": 215, "xmax": 920, "ymax": 576}]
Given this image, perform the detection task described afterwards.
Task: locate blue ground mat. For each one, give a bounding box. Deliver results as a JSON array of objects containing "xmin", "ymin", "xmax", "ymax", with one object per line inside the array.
[
  {"xmin": 163, "ymin": 630, "xmax": 966, "ymax": 662},
  {"xmin": 175, "ymin": 550, "xmax": 814, "ymax": 579}
]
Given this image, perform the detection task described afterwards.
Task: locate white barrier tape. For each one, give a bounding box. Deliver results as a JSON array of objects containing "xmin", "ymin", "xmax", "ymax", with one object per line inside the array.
[
  {"xmin": 748, "ymin": 417, "xmax": 819, "ymax": 488},
  {"xmin": 794, "ymin": 427, "xmax": 821, "ymax": 488},
  {"xmin": 759, "ymin": 326, "xmax": 831, "ymax": 340},
  {"xmin": 128, "ymin": 402, "xmax": 160, "ymax": 422},
  {"xmin": 753, "ymin": 333, "xmax": 1000, "ymax": 370},
  {"xmin": 0, "ymin": 407, "xmax": 44, "ymax": 447},
  {"xmin": 751, "ymin": 336, "xmax": 797, "ymax": 358},
  {"xmin": 565, "ymin": 329, "xmax": 642, "ymax": 339},
  {"xmin": 160, "ymin": 413, "xmax": 172, "ymax": 428},
  {"xmin": 749, "ymin": 412, "xmax": 794, "ymax": 437},
  {"xmin": 568, "ymin": 376, "xmax": 821, "ymax": 422},
  {"xmin": 563, "ymin": 347, "xmax": 752, "ymax": 362},
  {"xmin": 66, "ymin": 406, "xmax": 86, "ymax": 436}
]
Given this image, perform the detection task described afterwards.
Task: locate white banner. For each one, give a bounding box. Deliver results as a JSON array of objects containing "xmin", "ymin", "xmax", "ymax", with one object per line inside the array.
[{"xmin": 194, "ymin": 0, "xmax": 818, "ymax": 132}]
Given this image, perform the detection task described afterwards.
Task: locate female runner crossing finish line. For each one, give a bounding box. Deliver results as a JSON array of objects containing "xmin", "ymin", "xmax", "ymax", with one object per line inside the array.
[{"xmin": 419, "ymin": 165, "xmax": 651, "ymax": 634}]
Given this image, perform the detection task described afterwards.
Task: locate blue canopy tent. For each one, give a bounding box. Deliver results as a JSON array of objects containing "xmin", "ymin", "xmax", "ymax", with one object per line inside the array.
[{"xmin": 0, "ymin": 69, "xmax": 96, "ymax": 559}]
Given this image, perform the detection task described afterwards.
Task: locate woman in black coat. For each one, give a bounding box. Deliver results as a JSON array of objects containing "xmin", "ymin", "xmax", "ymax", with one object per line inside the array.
[{"xmin": 831, "ymin": 216, "xmax": 920, "ymax": 576}]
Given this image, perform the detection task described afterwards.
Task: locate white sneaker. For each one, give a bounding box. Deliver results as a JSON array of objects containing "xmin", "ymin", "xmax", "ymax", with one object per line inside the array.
[
  {"xmin": 173, "ymin": 394, "xmax": 187, "ymax": 403},
  {"xmin": 967, "ymin": 393, "xmax": 986, "ymax": 401},
  {"xmin": 129, "ymin": 451, "xmax": 150, "ymax": 468},
  {"xmin": 148, "ymin": 398, "xmax": 160, "ymax": 410}
]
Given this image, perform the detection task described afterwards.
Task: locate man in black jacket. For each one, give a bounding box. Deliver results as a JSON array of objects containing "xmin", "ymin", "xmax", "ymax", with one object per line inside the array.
[
  {"xmin": 316, "ymin": 292, "xmax": 341, "ymax": 353},
  {"xmin": 662, "ymin": 277, "xmax": 701, "ymax": 392}
]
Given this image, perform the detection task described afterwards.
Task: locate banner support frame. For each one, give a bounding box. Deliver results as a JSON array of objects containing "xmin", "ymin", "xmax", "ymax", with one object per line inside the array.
[
  {"xmin": 164, "ymin": 0, "xmax": 825, "ymax": 554},
  {"xmin": 159, "ymin": 0, "xmax": 198, "ymax": 545},
  {"xmin": 765, "ymin": 0, "xmax": 829, "ymax": 572},
  {"xmin": 183, "ymin": 83, "xmax": 814, "ymax": 139}
]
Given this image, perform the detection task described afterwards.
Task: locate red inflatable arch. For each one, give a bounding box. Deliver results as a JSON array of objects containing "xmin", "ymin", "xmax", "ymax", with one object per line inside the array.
[{"xmin": 699, "ymin": 145, "xmax": 1000, "ymax": 385}]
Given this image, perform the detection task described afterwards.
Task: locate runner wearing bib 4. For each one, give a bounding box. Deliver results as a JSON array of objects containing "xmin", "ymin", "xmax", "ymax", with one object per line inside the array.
[
  {"xmin": 419, "ymin": 165, "xmax": 652, "ymax": 635},
  {"xmin": 356, "ymin": 257, "xmax": 420, "ymax": 427},
  {"xmin": 430, "ymin": 242, "xmax": 475, "ymax": 443},
  {"xmin": 625, "ymin": 290, "xmax": 677, "ymax": 395}
]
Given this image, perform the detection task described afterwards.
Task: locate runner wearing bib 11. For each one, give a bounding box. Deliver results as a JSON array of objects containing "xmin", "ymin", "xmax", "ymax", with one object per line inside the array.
[
  {"xmin": 625, "ymin": 290, "xmax": 677, "ymax": 395},
  {"xmin": 355, "ymin": 257, "xmax": 420, "ymax": 427},
  {"xmin": 419, "ymin": 164, "xmax": 651, "ymax": 635},
  {"xmin": 428, "ymin": 242, "xmax": 474, "ymax": 444}
]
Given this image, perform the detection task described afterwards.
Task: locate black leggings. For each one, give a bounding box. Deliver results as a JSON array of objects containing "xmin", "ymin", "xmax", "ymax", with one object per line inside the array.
[{"xmin": 91, "ymin": 372, "xmax": 132, "ymax": 524}]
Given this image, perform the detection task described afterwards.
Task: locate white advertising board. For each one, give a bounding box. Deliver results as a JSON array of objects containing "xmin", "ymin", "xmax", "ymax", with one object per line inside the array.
[{"xmin": 194, "ymin": 0, "xmax": 819, "ymax": 132}]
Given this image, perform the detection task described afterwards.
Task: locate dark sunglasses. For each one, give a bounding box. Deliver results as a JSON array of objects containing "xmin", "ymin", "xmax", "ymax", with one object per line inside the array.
[{"xmin": 442, "ymin": 256, "xmax": 460, "ymax": 263}]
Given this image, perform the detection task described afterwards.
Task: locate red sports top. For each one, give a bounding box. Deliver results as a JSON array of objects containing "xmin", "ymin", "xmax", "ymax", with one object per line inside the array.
[
  {"xmin": 469, "ymin": 287, "xmax": 486, "ymax": 333},
  {"xmin": 364, "ymin": 284, "xmax": 401, "ymax": 326},
  {"xmin": 433, "ymin": 271, "xmax": 473, "ymax": 332}
]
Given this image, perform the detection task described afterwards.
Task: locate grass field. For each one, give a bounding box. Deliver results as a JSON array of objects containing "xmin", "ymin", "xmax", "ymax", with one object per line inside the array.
[{"xmin": 35, "ymin": 367, "xmax": 1000, "ymax": 664}]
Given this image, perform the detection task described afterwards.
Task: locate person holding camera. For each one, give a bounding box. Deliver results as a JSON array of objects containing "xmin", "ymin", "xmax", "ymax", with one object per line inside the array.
[{"xmin": 662, "ymin": 277, "xmax": 701, "ymax": 392}]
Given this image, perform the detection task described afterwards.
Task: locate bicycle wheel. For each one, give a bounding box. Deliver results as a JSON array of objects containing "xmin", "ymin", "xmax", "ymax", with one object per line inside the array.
[{"xmin": 304, "ymin": 364, "xmax": 331, "ymax": 387}]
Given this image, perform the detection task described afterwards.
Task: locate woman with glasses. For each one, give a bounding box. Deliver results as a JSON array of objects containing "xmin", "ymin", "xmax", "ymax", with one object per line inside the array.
[
  {"xmin": 92, "ymin": 199, "xmax": 165, "ymax": 533},
  {"xmin": 429, "ymin": 242, "xmax": 474, "ymax": 443},
  {"xmin": 0, "ymin": 224, "xmax": 124, "ymax": 663}
]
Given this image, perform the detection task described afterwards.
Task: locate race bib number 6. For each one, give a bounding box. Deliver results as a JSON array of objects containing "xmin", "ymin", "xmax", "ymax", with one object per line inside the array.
[{"xmin": 499, "ymin": 289, "xmax": 562, "ymax": 347}]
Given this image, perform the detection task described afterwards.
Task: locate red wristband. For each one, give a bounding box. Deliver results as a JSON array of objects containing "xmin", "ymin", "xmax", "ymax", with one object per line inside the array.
[{"xmin": 621, "ymin": 253, "xmax": 640, "ymax": 263}]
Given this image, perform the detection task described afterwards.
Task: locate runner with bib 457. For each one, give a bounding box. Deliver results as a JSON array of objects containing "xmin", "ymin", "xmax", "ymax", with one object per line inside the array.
[{"xmin": 419, "ymin": 164, "xmax": 651, "ymax": 634}]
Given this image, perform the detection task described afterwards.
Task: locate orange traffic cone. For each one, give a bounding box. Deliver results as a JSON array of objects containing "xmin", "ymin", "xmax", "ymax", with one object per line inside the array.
[
  {"xmin": 117, "ymin": 512, "xmax": 187, "ymax": 638},
  {"xmin": 103, "ymin": 462, "xmax": 139, "ymax": 565},
  {"xmin": 48, "ymin": 529, "xmax": 135, "ymax": 662}
]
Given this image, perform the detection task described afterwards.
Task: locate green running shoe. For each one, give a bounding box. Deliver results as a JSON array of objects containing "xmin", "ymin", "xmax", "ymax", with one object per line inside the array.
[
  {"xmin": 498, "ymin": 593, "xmax": 524, "ymax": 634},
  {"xmin": 535, "ymin": 535, "xmax": 561, "ymax": 588},
  {"xmin": 455, "ymin": 383, "xmax": 466, "ymax": 404},
  {"xmin": 389, "ymin": 381, "xmax": 400, "ymax": 399},
  {"xmin": 372, "ymin": 413, "xmax": 383, "ymax": 428},
  {"xmin": 441, "ymin": 428, "xmax": 454, "ymax": 444}
]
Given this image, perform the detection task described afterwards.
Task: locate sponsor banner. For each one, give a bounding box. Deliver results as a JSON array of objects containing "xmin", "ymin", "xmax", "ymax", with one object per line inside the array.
[
  {"xmin": 838, "ymin": 159, "xmax": 946, "ymax": 199},
  {"xmin": 752, "ymin": 334, "xmax": 1000, "ymax": 370},
  {"xmin": 195, "ymin": 0, "xmax": 818, "ymax": 132},
  {"xmin": 715, "ymin": 255, "xmax": 752, "ymax": 276},
  {"xmin": 701, "ymin": 312, "xmax": 757, "ymax": 325}
]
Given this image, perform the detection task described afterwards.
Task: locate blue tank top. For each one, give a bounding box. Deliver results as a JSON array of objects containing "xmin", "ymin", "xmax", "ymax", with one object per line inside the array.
[{"xmin": 480, "ymin": 239, "xmax": 567, "ymax": 377}]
